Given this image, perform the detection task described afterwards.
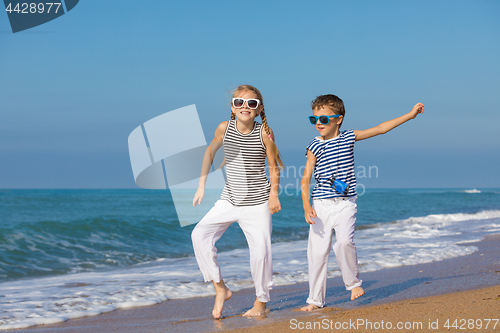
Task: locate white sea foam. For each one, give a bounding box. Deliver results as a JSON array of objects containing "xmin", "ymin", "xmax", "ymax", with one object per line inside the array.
[
  {"xmin": 1, "ymin": 210, "xmax": 500, "ymax": 330},
  {"xmin": 462, "ymin": 189, "xmax": 481, "ymax": 193}
]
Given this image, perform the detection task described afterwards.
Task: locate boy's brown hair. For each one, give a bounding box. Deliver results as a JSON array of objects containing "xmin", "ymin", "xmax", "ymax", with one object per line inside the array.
[{"xmin": 311, "ymin": 94, "xmax": 345, "ymax": 127}]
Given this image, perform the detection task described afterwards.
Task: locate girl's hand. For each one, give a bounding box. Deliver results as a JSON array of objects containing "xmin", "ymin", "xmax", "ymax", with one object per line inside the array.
[
  {"xmin": 304, "ymin": 206, "xmax": 317, "ymax": 224},
  {"xmin": 268, "ymin": 195, "xmax": 281, "ymax": 214},
  {"xmin": 409, "ymin": 103, "xmax": 424, "ymax": 119},
  {"xmin": 193, "ymin": 188, "xmax": 205, "ymax": 207}
]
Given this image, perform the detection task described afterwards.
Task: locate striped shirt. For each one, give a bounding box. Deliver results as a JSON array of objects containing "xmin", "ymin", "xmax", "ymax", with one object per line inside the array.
[
  {"xmin": 220, "ymin": 120, "xmax": 270, "ymax": 206},
  {"xmin": 306, "ymin": 129, "xmax": 357, "ymax": 199}
]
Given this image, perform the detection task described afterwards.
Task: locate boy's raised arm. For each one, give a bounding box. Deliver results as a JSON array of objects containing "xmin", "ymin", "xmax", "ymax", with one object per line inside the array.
[
  {"xmin": 353, "ymin": 103, "xmax": 424, "ymax": 141},
  {"xmin": 301, "ymin": 150, "xmax": 317, "ymax": 224}
]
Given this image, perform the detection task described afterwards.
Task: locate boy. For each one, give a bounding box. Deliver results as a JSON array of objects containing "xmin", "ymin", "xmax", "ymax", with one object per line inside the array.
[{"xmin": 300, "ymin": 94, "xmax": 424, "ymax": 310}]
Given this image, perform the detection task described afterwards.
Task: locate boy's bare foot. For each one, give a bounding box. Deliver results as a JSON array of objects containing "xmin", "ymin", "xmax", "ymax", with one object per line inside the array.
[
  {"xmin": 300, "ymin": 303, "xmax": 321, "ymax": 311},
  {"xmin": 242, "ymin": 297, "xmax": 267, "ymax": 317},
  {"xmin": 351, "ymin": 286, "xmax": 364, "ymax": 300},
  {"xmin": 212, "ymin": 280, "xmax": 232, "ymax": 319}
]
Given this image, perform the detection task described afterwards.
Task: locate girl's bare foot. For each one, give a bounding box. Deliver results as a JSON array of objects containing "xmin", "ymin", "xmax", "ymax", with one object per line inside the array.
[
  {"xmin": 351, "ymin": 286, "xmax": 364, "ymax": 300},
  {"xmin": 212, "ymin": 280, "xmax": 232, "ymax": 319},
  {"xmin": 300, "ymin": 303, "xmax": 321, "ymax": 311},
  {"xmin": 242, "ymin": 297, "xmax": 267, "ymax": 316}
]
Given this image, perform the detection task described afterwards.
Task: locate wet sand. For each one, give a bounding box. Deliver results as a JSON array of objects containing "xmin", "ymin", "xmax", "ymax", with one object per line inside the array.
[
  {"xmin": 229, "ymin": 286, "xmax": 500, "ymax": 333},
  {"xmin": 12, "ymin": 234, "xmax": 500, "ymax": 332}
]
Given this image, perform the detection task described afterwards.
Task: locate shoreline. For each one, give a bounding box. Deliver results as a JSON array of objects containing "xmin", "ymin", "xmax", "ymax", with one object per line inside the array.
[{"xmin": 9, "ymin": 233, "xmax": 500, "ymax": 332}]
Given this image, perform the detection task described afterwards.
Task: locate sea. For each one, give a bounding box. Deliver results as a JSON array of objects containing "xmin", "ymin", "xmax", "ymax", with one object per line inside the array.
[{"xmin": 1, "ymin": 188, "xmax": 500, "ymax": 330}]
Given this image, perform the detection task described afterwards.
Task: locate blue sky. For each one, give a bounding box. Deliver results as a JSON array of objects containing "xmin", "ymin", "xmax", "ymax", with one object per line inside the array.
[{"xmin": 1, "ymin": 0, "xmax": 499, "ymax": 188}]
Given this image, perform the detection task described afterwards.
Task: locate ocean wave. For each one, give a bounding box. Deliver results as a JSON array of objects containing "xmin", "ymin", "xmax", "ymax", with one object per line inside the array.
[
  {"xmin": 0, "ymin": 218, "xmax": 193, "ymax": 281},
  {"xmin": 397, "ymin": 209, "xmax": 500, "ymax": 224},
  {"xmin": 462, "ymin": 189, "xmax": 481, "ymax": 193}
]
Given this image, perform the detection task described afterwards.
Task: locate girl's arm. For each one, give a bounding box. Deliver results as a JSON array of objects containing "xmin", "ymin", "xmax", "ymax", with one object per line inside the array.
[
  {"xmin": 353, "ymin": 103, "xmax": 424, "ymax": 141},
  {"xmin": 263, "ymin": 128, "xmax": 281, "ymax": 215},
  {"xmin": 301, "ymin": 150, "xmax": 317, "ymax": 224},
  {"xmin": 193, "ymin": 121, "xmax": 227, "ymax": 207}
]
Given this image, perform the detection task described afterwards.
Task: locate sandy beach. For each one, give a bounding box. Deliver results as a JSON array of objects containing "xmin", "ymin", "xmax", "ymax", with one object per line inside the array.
[
  {"xmin": 229, "ymin": 286, "xmax": 500, "ymax": 333},
  {"xmin": 11, "ymin": 234, "xmax": 500, "ymax": 333}
]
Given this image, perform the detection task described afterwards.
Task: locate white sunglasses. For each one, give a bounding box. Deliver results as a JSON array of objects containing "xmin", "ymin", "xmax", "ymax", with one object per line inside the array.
[{"xmin": 232, "ymin": 98, "xmax": 261, "ymax": 109}]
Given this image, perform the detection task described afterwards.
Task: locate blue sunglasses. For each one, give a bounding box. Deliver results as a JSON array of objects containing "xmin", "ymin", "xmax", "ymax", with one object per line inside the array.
[{"xmin": 309, "ymin": 114, "xmax": 341, "ymax": 125}]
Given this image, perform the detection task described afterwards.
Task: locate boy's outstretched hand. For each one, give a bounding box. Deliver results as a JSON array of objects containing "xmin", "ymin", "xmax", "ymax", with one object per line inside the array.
[
  {"xmin": 410, "ymin": 103, "xmax": 425, "ymax": 119},
  {"xmin": 304, "ymin": 206, "xmax": 317, "ymax": 224}
]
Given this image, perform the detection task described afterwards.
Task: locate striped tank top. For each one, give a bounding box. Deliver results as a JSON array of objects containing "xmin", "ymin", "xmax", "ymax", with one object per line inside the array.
[
  {"xmin": 220, "ymin": 119, "xmax": 270, "ymax": 206},
  {"xmin": 306, "ymin": 129, "xmax": 357, "ymax": 199}
]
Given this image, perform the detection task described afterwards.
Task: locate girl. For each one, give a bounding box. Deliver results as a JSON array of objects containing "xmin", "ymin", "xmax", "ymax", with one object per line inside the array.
[{"xmin": 191, "ymin": 85, "xmax": 283, "ymax": 319}]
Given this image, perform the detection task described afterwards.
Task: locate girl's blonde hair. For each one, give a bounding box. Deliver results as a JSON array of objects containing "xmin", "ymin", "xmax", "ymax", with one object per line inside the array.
[{"xmin": 230, "ymin": 84, "xmax": 284, "ymax": 169}]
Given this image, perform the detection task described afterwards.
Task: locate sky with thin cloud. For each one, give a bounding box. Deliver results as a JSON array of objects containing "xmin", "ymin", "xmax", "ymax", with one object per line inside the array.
[{"xmin": 1, "ymin": 0, "xmax": 499, "ymax": 188}]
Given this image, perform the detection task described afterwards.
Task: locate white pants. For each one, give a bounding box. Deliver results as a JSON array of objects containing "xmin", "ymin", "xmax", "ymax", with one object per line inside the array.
[
  {"xmin": 191, "ymin": 200, "xmax": 273, "ymax": 302},
  {"xmin": 306, "ymin": 197, "xmax": 362, "ymax": 307}
]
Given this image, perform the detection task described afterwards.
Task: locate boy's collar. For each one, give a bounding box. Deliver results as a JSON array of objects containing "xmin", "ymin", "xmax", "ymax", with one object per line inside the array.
[{"xmin": 316, "ymin": 132, "xmax": 341, "ymax": 141}]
